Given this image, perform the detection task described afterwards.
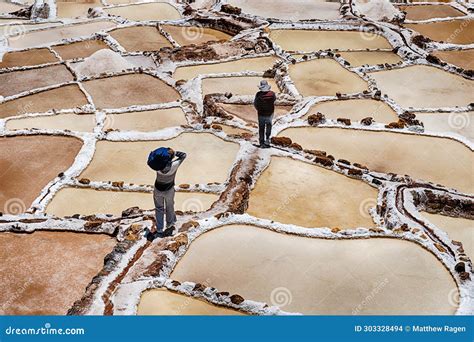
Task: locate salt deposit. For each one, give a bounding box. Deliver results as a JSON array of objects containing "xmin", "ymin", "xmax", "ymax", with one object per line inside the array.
[
  {"xmin": 354, "ymin": 0, "xmax": 402, "ymax": 22},
  {"xmin": 75, "ymin": 49, "xmax": 133, "ymax": 78}
]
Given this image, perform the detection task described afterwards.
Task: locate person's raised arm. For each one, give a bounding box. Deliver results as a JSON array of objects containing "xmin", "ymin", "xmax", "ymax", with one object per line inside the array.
[{"xmin": 175, "ymin": 151, "xmax": 187, "ymax": 165}]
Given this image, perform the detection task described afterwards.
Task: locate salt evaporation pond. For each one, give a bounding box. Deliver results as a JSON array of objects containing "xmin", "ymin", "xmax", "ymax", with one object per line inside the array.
[
  {"xmin": 0, "ymin": 85, "xmax": 88, "ymax": 118},
  {"xmin": 289, "ymin": 59, "xmax": 368, "ymax": 96},
  {"xmin": 46, "ymin": 188, "xmax": 218, "ymax": 217},
  {"xmin": 79, "ymin": 133, "xmax": 239, "ymax": 185},
  {"xmin": 6, "ymin": 113, "xmax": 96, "ymax": 132},
  {"xmin": 82, "ymin": 74, "xmax": 179, "ymax": 109},
  {"xmin": 8, "ymin": 21, "xmax": 116, "ymax": 49},
  {"xmin": 171, "ymin": 225, "xmax": 458, "ymax": 315},
  {"xmin": 174, "ymin": 56, "xmax": 279, "ymax": 80},
  {"xmin": 0, "ymin": 135, "xmax": 82, "ymax": 212},
  {"xmin": 228, "ymin": 0, "xmax": 340, "ymax": 20},
  {"xmin": 248, "ymin": 157, "xmax": 377, "ymax": 229},
  {"xmin": 280, "ymin": 127, "xmax": 473, "ymax": 193},
  {"xmin": 369, "ymin": 65, "xmax": 474, "ymax": 108},
  {"xmin": 421, "ymin": 212, "xmax": 474, "ymax": 260},
  {"xmin": 104, "ymin": 2, "xmax": 181, "ymax": 21},
  {"xmin": 303, "ymin": 99, "xmax": 398, "ymax": 123},
  {"xmin": 138, "ymin": 289, "xmax": 243, "ymax": 315},
  {"xmin": 0, "ymin": 231, "xmax": 115, "ymax": 315},
  {"xmin": 270, "ymin": 30, "xmax": 391, "ymax": 52}
]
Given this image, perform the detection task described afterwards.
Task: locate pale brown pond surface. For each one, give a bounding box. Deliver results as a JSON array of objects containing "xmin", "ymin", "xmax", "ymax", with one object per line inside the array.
[
  {"xmin": 171, "ymin": 225, "xmax": 458, "ymax": 314},
  {"xmin": 0, "ymin": 135, "xmax": 82, "ymax": 213},
  {"xmin": 138, "ymin": 289, "xmax": 244, "ymax": 315},
  {"xmin": 56, "ymin": 0, "xmax": 101, "ymax": 18},
  {"xmin": 0, "ymin": 49, "xmax": 58, "ymax": 69},
  {"xmin": 104, "ymin": 108, "xmax": 187, "ymax": 132},
  {"xmin": 202, "ymin": 76, "xmax": 280, "ymax": 96},
  {"xmin": 8, "ymin": 21, "xmax": 116, "ymax": 49},
  {"xmin": 369, "ymin": 65, "xmax": 474, "ymax": 108},
  {"xmin": 228, "ymin": 0, "xmax": 340, "ymax": 20},
  {"xmin": 280, "ymin": 127, "xmax": 474, "ymax": 194},
  {"xmin": 80, "ymin": 133, "xmax": 239, "ymax": 185},
  {"xmin": 82, "ymin": 74, "xmax": 179, "ymax": 109},
  {"xmin": 400, "ymin": 5, "xmax": 465, "ymax": 21},
  {"xmin": 0, "ymin": 84, "xmax": 89, "ymax": 118},
  {"xmin": 421, "ymin": 212, "xmax": 474, "ymax": 260},
  {"xmin": 290, "ymin": 59, "xmax": 368, "ymax": 96},
  {"xmin": 46, "ymin": 188, "xmax": 218, "ymax": 217},
  {"xmin": 6, "ymin": 113, "xmax": 96, "ymax": 132},
  {"xmin": 219, "ymin": 103, "xmax": 291, "ymax": 123},
  {"xmin": 415, "ymin": 111, "xmax": 473, "ymax": 142},
  {"xmin": 339, "ymin": 51, "xmax": 402, "ymax": 67},
  {"xmin": 0, "ymin": 64, "xmax": 73, "ymax": 97},
  {"xmin": 405, "ymin": 20, "xmax": 474, "ymax": 45},
  {"xmin": 0, "ymin": 231, "xmax": 115, "ymax": 315},
  {"xmin": 174, "ymin": 56, "xmax": 279, "ymax": 81},
  {"xmin": 218, "ymin": 124, "xmax": 251, "ymax": 135},
  {"xmin": 0, "ymin": 22, "xmax": 62, "ymax": 39},
  {"xmin": 303, "ymin": 99, "xmax": 398, "ymax": 123},
  {"xmin": 248, "ymin": 157, "xmax": 377, "ymax": 229},
  {"xmin": 270, "ymin": 30, "xmax": 391, "ymax": 52},
  {"xmin": 104, "ymin": 2, "xmax": 181, "ymax": 21},
  {"xmin": 432, "ymin": 49, "xmax": 474, "ymax": 70},
  {"xmin": 109, "ymin": 26, "xmax": 172, "ymax": 52},
  {"xmin": 0, "ymin": 1, "xmax": 22, "ymax": 13},
  {"xmin": 52, "ymin": 39, "xmax": 110, "ymax": 60},
  {"xmin": 162, "ymin": 25, "xmax": 232, "ymax": 46}
]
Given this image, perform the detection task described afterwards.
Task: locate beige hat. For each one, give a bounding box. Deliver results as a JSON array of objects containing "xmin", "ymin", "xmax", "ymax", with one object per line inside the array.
[{"xmin": 258, "ymin": 79, "xmax": 271, "ymax": 91}]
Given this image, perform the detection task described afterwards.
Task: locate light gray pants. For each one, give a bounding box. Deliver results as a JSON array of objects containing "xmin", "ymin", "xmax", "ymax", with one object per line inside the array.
[{"xmin": 153, "ymin": 187, "xmax": 177, "ymax": 232}]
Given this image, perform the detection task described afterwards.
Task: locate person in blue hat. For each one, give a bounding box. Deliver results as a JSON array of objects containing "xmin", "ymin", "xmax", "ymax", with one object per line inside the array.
[{"xmin": 147, "ymin": 147, "xmax": 187, "ymax": 240}]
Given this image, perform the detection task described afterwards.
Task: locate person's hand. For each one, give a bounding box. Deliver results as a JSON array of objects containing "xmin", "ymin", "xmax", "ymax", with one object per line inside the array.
[{"xmin": 176, "ymin": 151, "xmax": 186, "ymax": 160}]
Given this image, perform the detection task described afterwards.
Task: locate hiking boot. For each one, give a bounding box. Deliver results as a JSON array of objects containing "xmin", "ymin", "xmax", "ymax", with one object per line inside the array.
[
  {"xmin": 155, "ymin": 231, "xmax": 165, "ymax": 239},
  {"xmin": 260, "ymin": 143, "xmax": 270, "ymax": 149},
  {"xmin": 163, "ymin": 227, "xmax": 174, "ymax": 237},
  {"xmin": 145, "ymin": 228, "xmax": 160, "ymax": 241}
]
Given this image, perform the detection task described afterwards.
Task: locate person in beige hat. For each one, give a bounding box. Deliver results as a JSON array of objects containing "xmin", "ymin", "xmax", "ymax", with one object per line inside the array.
[{"xmin": 254, "ymin": 80, "xmax": 276, "ymax": 148}]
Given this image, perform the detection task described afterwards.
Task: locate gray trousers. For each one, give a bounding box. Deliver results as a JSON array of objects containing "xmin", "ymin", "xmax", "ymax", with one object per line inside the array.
[
  {"xmin": 153, "ymin": 187, "xmax": 177, "ymax": 232},
  {"xmin": 258, "ymin": 114, "xmax": 273, "ymax": 145}
]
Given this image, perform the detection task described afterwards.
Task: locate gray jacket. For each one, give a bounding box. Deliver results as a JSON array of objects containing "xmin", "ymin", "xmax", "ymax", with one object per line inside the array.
[{"xmin": 154, "ymin": 152, "xmax": 186, "ymax": 191}]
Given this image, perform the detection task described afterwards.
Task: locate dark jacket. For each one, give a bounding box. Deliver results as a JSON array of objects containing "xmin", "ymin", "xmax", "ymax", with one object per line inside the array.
[{"xmin": 254, "ymin": 91, "xmax": 276, "ymax": 116}]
